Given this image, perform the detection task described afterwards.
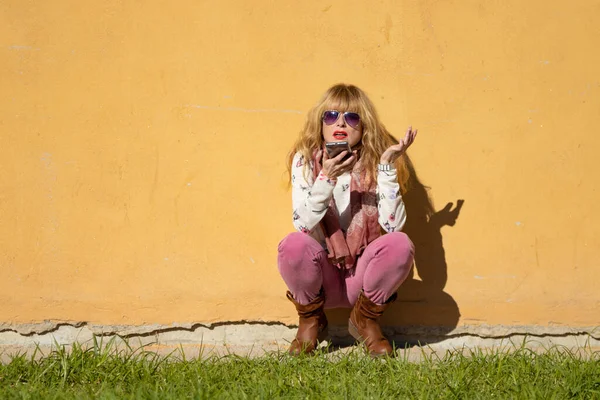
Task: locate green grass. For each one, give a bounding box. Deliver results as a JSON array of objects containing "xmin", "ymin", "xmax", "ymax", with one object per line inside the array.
[{"xmin": 1, "ymin": 338, "xmax": 599, "ymax": 399}]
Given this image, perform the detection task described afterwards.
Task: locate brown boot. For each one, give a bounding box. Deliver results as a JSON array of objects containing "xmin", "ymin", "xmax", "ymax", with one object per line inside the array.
[
  {"xmin": 348, "ymin": 290, "xmax": 397, "ymax": 357},
  {"xmin": 286, "ymin": 290, "xmax": 328, "ymax": 355}
]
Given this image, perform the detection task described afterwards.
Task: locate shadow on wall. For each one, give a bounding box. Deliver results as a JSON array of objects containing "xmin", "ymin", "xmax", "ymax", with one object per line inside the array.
[{"xmin": 326, "ymin": 156, "xmax": 463, "ymax": 345}]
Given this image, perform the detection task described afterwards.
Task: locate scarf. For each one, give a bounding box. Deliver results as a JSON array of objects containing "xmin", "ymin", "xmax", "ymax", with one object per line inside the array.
[{"xmin": 312, "ymin": 150, "xmax": 381, "ymax": 270}]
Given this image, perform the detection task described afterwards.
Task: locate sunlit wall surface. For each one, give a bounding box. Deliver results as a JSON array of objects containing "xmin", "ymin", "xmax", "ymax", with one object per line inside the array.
[{"xmin": 1, "ymin": 1, "xmax": 599, "ymax": 332}]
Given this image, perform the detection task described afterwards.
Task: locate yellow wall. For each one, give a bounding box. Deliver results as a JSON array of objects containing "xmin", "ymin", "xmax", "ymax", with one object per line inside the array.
[{"xmin": 1, "ymin": 0, "xmax": 599, "ymax": 331}]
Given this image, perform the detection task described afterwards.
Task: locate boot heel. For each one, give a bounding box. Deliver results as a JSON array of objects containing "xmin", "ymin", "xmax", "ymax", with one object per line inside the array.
[{"xmin": 348, "ymin": 319, "xmax": 362, "ymax": 341}]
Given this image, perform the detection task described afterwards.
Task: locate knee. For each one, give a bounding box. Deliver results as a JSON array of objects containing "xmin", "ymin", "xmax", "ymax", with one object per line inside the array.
[
  {"xmin": 278, "ymin": 232, "xmax": 319, "ymax": 269},
  {"xmin": 378, "ymin": 232, "xmax": 415, "ymax": 266},
  {"xmin": 278, "ymin": 232, "xmax": 311, "ymax": 255}
]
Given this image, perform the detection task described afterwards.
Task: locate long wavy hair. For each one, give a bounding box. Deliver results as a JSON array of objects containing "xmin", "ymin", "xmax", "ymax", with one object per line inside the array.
[{"xmin": 287, "ymin": 83, "xmax": 410, "ymax": 192}]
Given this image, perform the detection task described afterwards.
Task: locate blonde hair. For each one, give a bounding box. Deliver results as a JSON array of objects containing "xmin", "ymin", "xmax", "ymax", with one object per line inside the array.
[{"xmin": 287, "ymin": 83, "xmax": 410, "ymax": 192}]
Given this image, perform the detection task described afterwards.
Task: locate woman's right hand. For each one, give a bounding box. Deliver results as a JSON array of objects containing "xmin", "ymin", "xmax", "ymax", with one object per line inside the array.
[{"xmin": 319, "ymin": 149, "xmax": 357, "ymax": 179}]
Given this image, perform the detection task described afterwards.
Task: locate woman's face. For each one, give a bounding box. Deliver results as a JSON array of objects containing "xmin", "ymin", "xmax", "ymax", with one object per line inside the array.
[{"xmin": 321, "ymin": 110, "xmax": 363, "ymax": 148}]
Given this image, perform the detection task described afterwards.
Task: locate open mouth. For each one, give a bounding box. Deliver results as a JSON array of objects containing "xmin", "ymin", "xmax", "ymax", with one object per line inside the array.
[{"xmin": 333, "ymin": 131, "xmax": 348, "ymax": 140}]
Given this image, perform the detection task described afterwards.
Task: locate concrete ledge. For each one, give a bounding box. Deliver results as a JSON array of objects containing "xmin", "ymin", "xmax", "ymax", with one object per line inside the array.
[{"xmin": 1, "ymin": 321, "xmax": 599, "ymax": 361}]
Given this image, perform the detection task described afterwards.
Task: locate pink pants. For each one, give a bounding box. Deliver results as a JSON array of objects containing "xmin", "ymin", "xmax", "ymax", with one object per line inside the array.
[{"xmin": 277, "ymin": 232, "xmax": 415, "ymax": 308}]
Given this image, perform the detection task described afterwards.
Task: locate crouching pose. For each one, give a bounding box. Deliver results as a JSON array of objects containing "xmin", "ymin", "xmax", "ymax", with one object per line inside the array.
[{"xmin": 278, "ymin": 84, "xmax": 417, "ymax": 357}]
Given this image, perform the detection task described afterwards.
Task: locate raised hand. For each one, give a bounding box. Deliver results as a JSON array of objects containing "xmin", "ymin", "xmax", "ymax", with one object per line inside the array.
[{"xmin": 380, "ymin": 126, "xmax": 418, "ymax": 164}]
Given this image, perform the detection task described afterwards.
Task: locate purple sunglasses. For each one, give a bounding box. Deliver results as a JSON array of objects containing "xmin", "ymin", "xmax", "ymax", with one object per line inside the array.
[{"xmin": 322, "ymin": 110, "xmax": 361, "ymax": 128}]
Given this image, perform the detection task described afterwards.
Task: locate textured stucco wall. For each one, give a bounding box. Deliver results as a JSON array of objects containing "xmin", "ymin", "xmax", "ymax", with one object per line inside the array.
[{"xmin": 1, "ymin": 0, "xmax": 599, "ymax": 336}]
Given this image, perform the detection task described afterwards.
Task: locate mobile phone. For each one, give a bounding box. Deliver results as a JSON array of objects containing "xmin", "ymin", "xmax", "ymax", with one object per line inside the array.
[{"xmin": 325, "ymin": 141, "xmax": 352, "ymax": 160}]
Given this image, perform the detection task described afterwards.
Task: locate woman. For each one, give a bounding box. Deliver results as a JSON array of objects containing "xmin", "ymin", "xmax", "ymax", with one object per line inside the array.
[{"xmin": 278, "ymin": 84, "xmax": 417, "ymax": 357}]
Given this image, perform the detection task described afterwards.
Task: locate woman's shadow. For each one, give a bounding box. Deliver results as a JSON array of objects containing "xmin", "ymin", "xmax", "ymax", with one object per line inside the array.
[{"xmin": 326, "ymin": 156, "xmax": 463, "ymax": 347}]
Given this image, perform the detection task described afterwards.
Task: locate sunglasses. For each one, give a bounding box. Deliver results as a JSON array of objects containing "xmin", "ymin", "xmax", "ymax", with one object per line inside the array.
[{"xmin": 322, "ymin": 110, "xmax": 361, "ymax": 129}]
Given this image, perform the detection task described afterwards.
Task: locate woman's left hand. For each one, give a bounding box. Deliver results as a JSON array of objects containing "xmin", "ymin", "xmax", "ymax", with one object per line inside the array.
[{"xmin": 380, "ymin": 126, "xmax": 418, "ymax": 164}]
